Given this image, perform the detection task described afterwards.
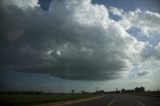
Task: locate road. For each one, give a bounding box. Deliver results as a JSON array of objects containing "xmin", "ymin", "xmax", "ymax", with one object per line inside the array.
[{"xmin": 63, "ymin": 94, "xmax": 160, "ymax": 106}]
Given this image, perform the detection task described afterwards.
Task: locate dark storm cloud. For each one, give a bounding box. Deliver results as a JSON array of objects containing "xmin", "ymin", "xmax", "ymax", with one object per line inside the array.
[
  {"xmin": 137, "ymin": 71, "xmax": 149, "ymax": 77},
  {"xmin": 0, "ymin": 0, "xmax": 144, "ymax": 81}
]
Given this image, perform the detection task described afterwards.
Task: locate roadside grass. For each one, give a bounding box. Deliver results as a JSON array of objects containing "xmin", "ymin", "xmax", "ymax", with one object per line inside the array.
[
  {"xmin": 144, "ymin": 91, "xmax": 160, "ymax": 96},
  {"xmin": 135, "ymin": 92, "xmax": 160, "ymax": 97},
  {"xmin": 126, "ymin": 91, "xmax": 160, "ymax": 97},
  {"xmin": 0, "ymin": 93, "xmax": 98, "ymax": 105}
]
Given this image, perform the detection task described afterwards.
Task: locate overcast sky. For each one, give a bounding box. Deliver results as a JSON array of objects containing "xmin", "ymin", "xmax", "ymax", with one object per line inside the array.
[{"xmin": 0, "ymin": 0, "xmax": 160, "ymax": 92}]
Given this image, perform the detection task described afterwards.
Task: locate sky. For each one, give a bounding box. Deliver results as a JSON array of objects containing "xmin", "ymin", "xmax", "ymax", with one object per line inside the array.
[{"xmin": 0, "ymin": 0, "xmax": 160, "ymax": 92}]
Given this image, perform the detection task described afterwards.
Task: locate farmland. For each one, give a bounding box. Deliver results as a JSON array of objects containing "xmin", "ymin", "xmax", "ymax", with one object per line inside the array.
[{"xmin": 0, "ymin": 93, "xmax": 98, "ymax": 105}]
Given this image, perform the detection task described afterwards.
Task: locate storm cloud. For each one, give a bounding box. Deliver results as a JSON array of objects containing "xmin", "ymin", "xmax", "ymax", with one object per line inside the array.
[
  {"xmin": 0, "ymin": 0, "xmax": 148, "ymax": 81},
  {"xmin": 137, "ymin": 71, "xmax": 149, "ymax": 77}
]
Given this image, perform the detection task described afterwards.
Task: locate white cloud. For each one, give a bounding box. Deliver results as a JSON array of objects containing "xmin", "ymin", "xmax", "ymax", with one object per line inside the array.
[
  {"xmin": 110, "ymin": 7, "xmax": 160, "ymax": 36},
  {"xmin": 155, "ymin": 42, "xmax": 160, "ymax": 60},
  {"xmin": 1, "ymin": 0, "xmax": 39, "ymax": 10}
]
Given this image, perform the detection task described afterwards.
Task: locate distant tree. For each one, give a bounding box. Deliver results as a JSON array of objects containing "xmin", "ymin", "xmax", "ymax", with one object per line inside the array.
[
  {"xmin": 71, "ymin": 89, "xmax": 74, "ymax": 93},
  {"xmin": 101, "ymin": 90, "xmax": 104, "ymax": 93},
  {"xmin": 140, "ymin": 87, "xmax": 145, "ymax": 92},
  {"xmin": 121, "ymin": 89, "xmax": 125, "ymax": 93},
  {"xmin": 125, "ymin": 89, "xmax": 134, "ymax": 93},
  {"xmin": 116, "ymin": 88, "xmax": 120, "ymax": 93},
  {"xmin": 96, "ymin": 90, "xmax": 104, "ymax": 94},
  {"xmin": 81, "ymin": 90, "xmax": 86, "ymax": 94}
]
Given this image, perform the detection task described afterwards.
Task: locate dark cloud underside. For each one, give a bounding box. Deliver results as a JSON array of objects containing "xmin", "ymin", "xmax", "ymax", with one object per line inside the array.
[{"xmin": 1, "ymin": 0, "xmax": 158, "ymax": 81}]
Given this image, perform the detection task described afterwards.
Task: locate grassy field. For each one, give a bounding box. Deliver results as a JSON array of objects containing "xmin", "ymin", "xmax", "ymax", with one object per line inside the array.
[
  {"xmin": 0, "ymin": 93, "xmax": 98, "ymax": 105},
  {"xmin": 134, "ymin": 92, "xmax": 160, "ymax": 97}
]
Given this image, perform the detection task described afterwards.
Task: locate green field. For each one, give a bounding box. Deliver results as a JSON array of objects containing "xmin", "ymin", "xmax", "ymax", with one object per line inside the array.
[{"xmin": 0, "ymin": 93, "xmax": 98, "ymax": 105}]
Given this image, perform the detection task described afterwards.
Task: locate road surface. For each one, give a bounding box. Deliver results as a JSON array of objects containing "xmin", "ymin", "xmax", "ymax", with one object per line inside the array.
[{"xmin": 63, "ymin": 94, "xmax": 160, "ymax": 106}]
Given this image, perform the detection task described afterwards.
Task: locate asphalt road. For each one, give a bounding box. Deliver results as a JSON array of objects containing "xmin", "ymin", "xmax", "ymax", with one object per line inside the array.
[{"xmin": 64, "ymin": 94, "xmax": 160, "ymax": 106}]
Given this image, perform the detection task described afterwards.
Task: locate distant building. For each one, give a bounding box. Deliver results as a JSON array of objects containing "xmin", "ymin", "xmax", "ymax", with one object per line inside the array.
[{"xmin": 135, "ymin": 87, "xmax": 145, "ymax": 93}]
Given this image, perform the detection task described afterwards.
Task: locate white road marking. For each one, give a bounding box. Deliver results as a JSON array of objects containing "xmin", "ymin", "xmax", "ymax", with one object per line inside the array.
[
  {"xmin": 139, "ymin": 102, "xmax": 145, "ymax": 106},
  {"xmin": 107, "ymin": 95, "xmax": 117, "ymax": 106}
]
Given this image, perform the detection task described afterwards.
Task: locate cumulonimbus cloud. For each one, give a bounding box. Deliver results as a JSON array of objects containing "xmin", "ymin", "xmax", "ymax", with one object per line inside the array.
[{"xmin": 0, "ymin": 0, "xmax": 152, "ymax": 81}]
